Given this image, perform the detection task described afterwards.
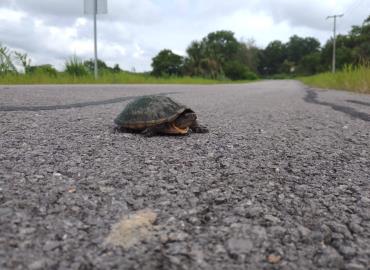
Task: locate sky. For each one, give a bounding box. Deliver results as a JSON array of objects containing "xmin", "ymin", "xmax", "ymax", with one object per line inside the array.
[{"xmin": 0, "ymin": 0, "xmax": 368, "ymax": 72}]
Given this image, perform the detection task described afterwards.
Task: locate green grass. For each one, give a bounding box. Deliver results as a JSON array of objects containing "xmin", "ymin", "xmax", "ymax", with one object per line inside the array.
[
  {"xmin": 65, "ymin": 55, "xmax": 89, "ymax": 77},
  {"xmin": 0, "ymin": 71, "xmax": 236, "ymax": 85},
  {"xmin": 300, "ymin": 64, "xmax": 370, "ymax": 94}
]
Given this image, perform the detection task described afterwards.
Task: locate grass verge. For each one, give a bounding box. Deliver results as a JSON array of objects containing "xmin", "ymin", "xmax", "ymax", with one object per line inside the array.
[
  {"xmin": 299, "ymin": 65, "xmax": 370, "ymax": 94},
  {"xmin": 0, "ymin": 72, "xmax": 235, "ymax": 85}
]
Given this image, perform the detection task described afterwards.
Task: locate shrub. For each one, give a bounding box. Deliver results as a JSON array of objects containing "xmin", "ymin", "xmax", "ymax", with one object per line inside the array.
[
  {"xmin": 65, "ymin": 55, "xmax": 88, "ymax": 76},
  {"xmin": 151, "ymin": 49, "xmax": 184, "ymax": 77},
  {"xmin": 0, "ymin": 44, "xmax": 17, "ymax": 75},
  {"xmin": 224, "ymin": 61, "xmax": 258, "ymax": 80},
  {"xmin": 27, "ymin": 64, "xmax": 57, "ymax": 77},
  {"xmin": 244, "ymin": 70, "xmax": 259, "ymax": 80}
]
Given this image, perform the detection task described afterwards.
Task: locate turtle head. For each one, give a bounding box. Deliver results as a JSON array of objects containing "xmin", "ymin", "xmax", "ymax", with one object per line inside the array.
[{"xmin": 174, "ymin": 111, "xmax": 197, "ymax": 129}]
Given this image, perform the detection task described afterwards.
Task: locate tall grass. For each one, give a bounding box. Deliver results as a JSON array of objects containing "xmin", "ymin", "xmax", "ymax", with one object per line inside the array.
[
  {"xmin": 0, "ymin": 71, "xmax": 222, "ymax": 84},
  {"xmin": 65, "ymin": 55, "xmax": 89, "ymax": 77},
  {"xmin": 300, "ymin": 64, "xmax": 370, "ymax": 94}
]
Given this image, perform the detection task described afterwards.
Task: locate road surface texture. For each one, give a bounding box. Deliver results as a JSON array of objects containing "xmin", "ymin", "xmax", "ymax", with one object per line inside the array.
[{"xmin": 0, "ymin": 80, "xmax": 369, "ymax": 270}]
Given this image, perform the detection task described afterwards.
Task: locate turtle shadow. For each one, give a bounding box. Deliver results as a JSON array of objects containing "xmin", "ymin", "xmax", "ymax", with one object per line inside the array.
[{"xmin": 112, "ymin": 127, "xmax": 199, "ymax": 137}]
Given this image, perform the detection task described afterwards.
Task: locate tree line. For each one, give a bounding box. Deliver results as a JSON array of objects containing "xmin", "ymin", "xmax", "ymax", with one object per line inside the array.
[
  {"xmin": 0, "ymin": 48, "xmax": 123, "ymax": 77},
  {"xmin": 151, "ymin": 31, "xmax": 259, "ymax": 80},
  {"xmin": 151, "ymin": 14, "xmax": 370, "ymax": 80}
]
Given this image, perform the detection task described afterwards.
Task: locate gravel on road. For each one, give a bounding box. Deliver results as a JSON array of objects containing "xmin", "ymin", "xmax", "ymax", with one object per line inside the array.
[{"xmin": 0, "ymin": 80, "xmax": 369, "ymax": 269}]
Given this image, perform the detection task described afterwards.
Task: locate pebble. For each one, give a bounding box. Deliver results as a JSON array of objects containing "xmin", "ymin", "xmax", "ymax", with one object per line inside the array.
[
  {"xmin": 345, "ymin": 263, "xmax": 366, "ymax": 270},
  {"xmin": 226, "ymin": 238, "xmax": 253, "ymax": 255},
  {"xmin": 315, "ymin": 246, "xmax": 344, "ymax": 268},
  {"xmin": 267, "ymin": 254, "xmax": 282, "ymax": 264},
  {"xmin": 43, "ymin": 240, "xmax": 60, "ymax": 251},
  {"xmin": 28, "ymin": 259, "xmax": 48, "ymax": 270}
]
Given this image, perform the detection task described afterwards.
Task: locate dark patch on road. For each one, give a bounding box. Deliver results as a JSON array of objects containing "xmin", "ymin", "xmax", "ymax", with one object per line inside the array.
[
  {"xmin": 347, "ymin": 100, "xmax": 370, "ymax": 107},
  {"xmin": 0, "ymin": 92, "xmax": 177, "ymax": 112},
  {"xmin": 304, "ymin": 89, "xmax": 370, "ymax": 122}
]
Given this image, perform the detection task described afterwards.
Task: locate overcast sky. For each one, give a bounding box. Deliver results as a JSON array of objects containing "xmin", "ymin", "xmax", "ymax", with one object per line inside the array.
[{"xmin": 0, "ymin": 0, "xmax": 368, "ymax": 71}]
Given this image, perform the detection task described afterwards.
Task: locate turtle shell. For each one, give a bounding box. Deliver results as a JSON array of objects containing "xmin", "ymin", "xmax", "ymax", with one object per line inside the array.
[{"xmin": 114, "ymin": 95, "xmax": 193, "ymax": 129}]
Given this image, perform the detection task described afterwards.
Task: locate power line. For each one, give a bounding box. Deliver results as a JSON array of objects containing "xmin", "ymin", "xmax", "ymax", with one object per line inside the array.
[
  {"xmin": 337, "ymin": 0, "xmax": 364, "ymax": 29},
  {"xmin": 342, "ymin": 0, "xmax": 363, "ymax": 15}
]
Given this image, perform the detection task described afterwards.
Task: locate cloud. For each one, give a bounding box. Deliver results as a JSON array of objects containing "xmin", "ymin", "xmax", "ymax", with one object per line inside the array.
[
  {"xmin": 254, "ymin": 0, "xmax": 369, "ymax": 33},
  {"xmin": 0, "ymin": 0, "xmax": 368, "ymax": 72},
  {"xmin": 256, "ymin": 0, "xmax": 343, "ymax": 31},
  {"xmin": 0, "ymin": 0, "xmax": 162, "ymax": 26},
  {"xmin": 106, "ymin": 0, "xmax": 162, "ymax": 24},
  {"xmin": 0, "ymin": 7, "xmax": 152, "ymax": 71}
]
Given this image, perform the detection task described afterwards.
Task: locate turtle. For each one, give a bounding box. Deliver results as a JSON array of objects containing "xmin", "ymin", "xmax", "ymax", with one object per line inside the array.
[{"xmin": 114, "ymin": 95, "xmax": 209, "ymax": 137}]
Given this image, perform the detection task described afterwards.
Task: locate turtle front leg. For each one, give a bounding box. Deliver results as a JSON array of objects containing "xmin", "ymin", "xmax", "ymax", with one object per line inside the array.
[
  {"xmin": 142, "ymin": 124, "xmax": 167, "ymax": 137},
  {"xmin": 190, "ymin": 120, "xmax": 209, "ymax": 133},
  {"xmin": 113, "ymin": 124, "xmax": 128, "ymax": 133},
  {"xmin": 113, "ymin": 124, "xmax": 136, "ymax": 134},
  {"xmin": 141, "ymin": 127, "xmax": 158, "ymax": 137}
]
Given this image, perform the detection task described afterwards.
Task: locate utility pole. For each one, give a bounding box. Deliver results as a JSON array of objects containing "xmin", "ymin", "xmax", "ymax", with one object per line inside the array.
[
  {"xmin": 84, "ymin": 0, "xmax": 108, "ymax": 80},
  {"xmin": 326, "ymin": 14, "xmax": 343, "ymax": 73},
  {"xmin": 93, "ymin": 0, "xmax": 98, "ymax": 79}
]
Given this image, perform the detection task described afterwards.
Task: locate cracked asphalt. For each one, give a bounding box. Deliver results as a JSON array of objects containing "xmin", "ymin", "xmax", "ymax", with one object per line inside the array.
[{"xmin": 0, "ymin": 80, "xmax": 369, "ymax": 270}]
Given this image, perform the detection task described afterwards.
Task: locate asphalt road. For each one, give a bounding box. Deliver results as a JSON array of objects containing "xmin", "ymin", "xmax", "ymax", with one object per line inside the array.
[{"xmin": 0, "ymin": 80, "xmax": 369, "ymax": 270}]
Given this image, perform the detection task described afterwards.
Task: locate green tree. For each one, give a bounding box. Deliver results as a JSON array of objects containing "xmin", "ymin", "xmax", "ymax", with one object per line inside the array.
[
  {"xmin": 286, "ymin": 35, "xmax": 320, "ymax": 64},
  {"xmin": 280, "ymin": 59, "xmax": 296, "ymax": 74},
  {"xmin": 258, "ymin": 35, "xmax": 320, "ymax": 75},
  {"xmin": 199, "ymin": 58, "xmax": 223, "ymax": 79},
  {"xmin": 258, "ymin": 40, "xmax": 286, "ymax": 75},
  {"xmin": 28, "ymin": 65, "xmax": 58, "ymax": 77},
  {"xmin": 320, "ymin": 15, "xmax": 370, "ymax": 70},
  {"xmin": 14, "ymin": 51, "xmax": 31, "ymax": 73},
  {"xmin": 298, "ymin": 52, "xmax": 322, "ymax": 75},
  {"xmin": 348, "ymin": 15, "xmax": 370, "ymax": 62},
  {"xmin": 84, "ymin": 59, "xmax": 123, "ymax": 74},
  {"xmin": 237, "ymin": 40, "xmax": 260, "ymax": 73},
  {"xmin": 151, "ymin": 49, "xmax": 184, "ymax": 76},
  {"xmin": 201, "ymin": 30, "xmax": 240, "ymax": 67},
  {"xmin": 321, "ymin": 35, "xmax": 355, "ymax": 71},
  {"xmin": 113, "ymin": 64, "xmax": 122, "ymax": 73},
  {"xmin": 84, "ymin": 59, "xmax": 111, "ymax": 73},
  {"xmin": 0, "ymin": 44, "xmax": 17, "ymax": 75},
  {"xmin": 184, "ymin": 31, "xmax": 252, "ymax": 79},
  {"xmin": 184, "ymin": 41, "xmax": 205, "ymax": 76},
  {"xmin": 184, "ymin": 40, "xmax": 223, "ymax": 79}
]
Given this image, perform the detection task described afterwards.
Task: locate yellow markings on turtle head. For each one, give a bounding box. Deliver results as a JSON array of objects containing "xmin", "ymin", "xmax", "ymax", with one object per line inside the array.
[{"xmin": 165, "ymin": 123, "xmax": 189, "ymax": 134}]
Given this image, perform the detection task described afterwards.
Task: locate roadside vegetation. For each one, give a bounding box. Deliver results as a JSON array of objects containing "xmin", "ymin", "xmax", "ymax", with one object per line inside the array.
[
  {"xmin": 300, "ymin": 64, "xmax": 370, "ymax": 94},
  {"xmin": 0, "ymin": 14, "xmax": 369, "ymax": 89},
  {"xmin": 0, "ymin": 51, "xmax": 221, "ymax": 84},
  {"xmin": 0, "ymin": 72, "xmax": 219, "ymax": 85}
]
